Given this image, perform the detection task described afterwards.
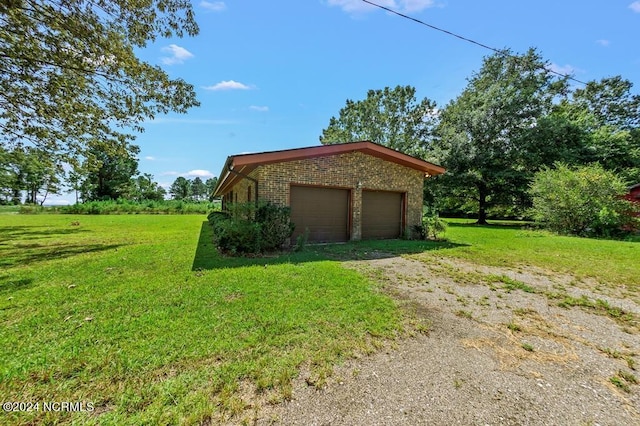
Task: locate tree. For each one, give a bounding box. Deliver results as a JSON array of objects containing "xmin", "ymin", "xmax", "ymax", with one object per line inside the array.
[
  {"xmin": 11, "ymin": 146, "xmax": 63, "ymax": 205},
  {"xmin": 169, "ymin": 176, "xmax": 191, "ymax": 200},
  {"xmin": 81, "ymin": 141, "xmax": 139, "ymax": 200},
  {"xmin": 0, "ymin": 146, "xmax": 13, "ymax": 203},
  {"xmin": 433, "ymin": 48, "xmax": 569, "ymax": 223},
  {"xmin": 530, "ymin": 163, "xmax": 638, "ymax": 237},
  {"xmin": 1, "ymin": 0, "xmax": 199, "ymax": 160},
  {"xmin": 132, "ymin": 173, "xmax": 166, "ymax": 201},
  {"xmin": 559, "ymin": 77, "xmax": 640, "ymax": 183},
  {"xmin": 205, "ymin": 177, "xmax": 218, "ymax": 201},
  {"xmin": 190, "ymin": 177, "xmax": 207, "ymax": 201},
  {"xmin": 66, "ymin": 167, "xmax": 85, "ymax": 204},
  {"xmin": 320, "ymin": 85, "xmax": 438, "ymax": 158}
]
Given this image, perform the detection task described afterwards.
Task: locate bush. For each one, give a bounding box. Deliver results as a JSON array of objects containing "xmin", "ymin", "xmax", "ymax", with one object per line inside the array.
[
  {"xmin": 529, "ymin": 163, "xmax": 638, "ymax": 238},
  {"xmin": 208, "ymin": 202, "xmax": 294, "ymax": 255},
  {"xmin": 207, "ymin": 210, "xmax": 229, "ymax": 224},
  {"xmin": 294, "ymin": 228, "xmax": 310, "ymax": 252},
  {"xmin": 414, "ymin": 209, "xmax": 447, "ymax": 240},
  {"xmin": 256, "ymin": 203, "xmax": 295, "ymax": 251},
  {"xmin": 54, "ymin": 200, "xmax": 215, "ymax": 215},
  {"xmin": 213, "ymin": 218, "xmax": 261, "ymax": 255}
]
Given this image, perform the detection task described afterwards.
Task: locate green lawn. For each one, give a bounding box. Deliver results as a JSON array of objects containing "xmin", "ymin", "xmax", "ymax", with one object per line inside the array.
[
  {"xmin": 1, "ymin": 214, "xmax": 637, "ymax": 424},
  {"xmin": 0, "ymin": 215, "xmax": 402, "ymax": 425},
  {"xmin": 435, "ymin": 219, "xmax": 639, "ymax": 289}
]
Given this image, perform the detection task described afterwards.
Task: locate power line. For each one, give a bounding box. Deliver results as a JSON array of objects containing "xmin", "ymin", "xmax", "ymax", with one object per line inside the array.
[{"xmin": 360, "ymin": 0, "xmax": 588, "ymax": 85}]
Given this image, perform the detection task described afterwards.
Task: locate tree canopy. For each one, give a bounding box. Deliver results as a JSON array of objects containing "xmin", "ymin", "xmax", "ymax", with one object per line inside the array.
[
  {"xmin": 169, "ymin": 176, "xmax": 191, "ymax": 200},
  {"xmin": 80, "ymin": 141, "xmax": 139, "ymax": 201},
  {"xmin": 433, "ymin": 48, "xmax": 569, "ymax": 223},
  {"xmin": 319, "ymin": 85, "xmax": 438, "ymax": 158},
  {"xmin": 317, "ymin": 48, "xmax": 639, "ymax": 224},
  {"xmin": 0, "ymin": 0, "xmax": 200, "ymax": 160},
  {"xmin": 557, "ymin": 77, "xmax": 640, "ymax": 183}
]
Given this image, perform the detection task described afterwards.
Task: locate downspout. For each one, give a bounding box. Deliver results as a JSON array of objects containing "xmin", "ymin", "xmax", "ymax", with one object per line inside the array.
[{"xmin": 227, "ymin": 164, "xmax": 259, "ymax": 207}]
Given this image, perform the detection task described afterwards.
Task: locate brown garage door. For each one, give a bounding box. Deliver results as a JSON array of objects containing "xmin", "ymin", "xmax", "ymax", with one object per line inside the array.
[
  {"xmin": 290, "ymin": 186, "xmax": 350, "ymax": 243},
  {"xmin": 362, "ymin": 190, "xmax": 403, "ymax": 239}
]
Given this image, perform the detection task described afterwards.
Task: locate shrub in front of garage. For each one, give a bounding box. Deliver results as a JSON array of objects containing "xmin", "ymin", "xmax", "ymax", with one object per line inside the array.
[{"xmin": 208, "ymin": 202, "xmax": 294, "ymax": 255}]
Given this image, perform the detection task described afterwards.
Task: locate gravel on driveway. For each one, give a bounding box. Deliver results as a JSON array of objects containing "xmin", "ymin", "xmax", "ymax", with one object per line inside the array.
[{"xmin": 240, "ymin": 254, "xmax": 640, "ymax": 425}]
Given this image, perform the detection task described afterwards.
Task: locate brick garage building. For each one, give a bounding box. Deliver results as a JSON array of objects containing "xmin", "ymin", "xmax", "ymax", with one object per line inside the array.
[{"xmin": 213, "ymin": 141, "xmax": 445, "ymax": 242}]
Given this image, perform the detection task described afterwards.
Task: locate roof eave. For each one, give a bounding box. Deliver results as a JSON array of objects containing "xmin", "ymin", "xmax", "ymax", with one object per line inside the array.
[{"xmin": 213, "ymin": 141, "xmax": 445, "ymax": 196}]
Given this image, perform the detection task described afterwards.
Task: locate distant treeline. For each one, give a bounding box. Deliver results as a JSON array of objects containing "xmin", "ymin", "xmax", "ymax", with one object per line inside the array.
[{"xmin": 18, "ymin": 199, "xmax": 221, "ymax": 215}]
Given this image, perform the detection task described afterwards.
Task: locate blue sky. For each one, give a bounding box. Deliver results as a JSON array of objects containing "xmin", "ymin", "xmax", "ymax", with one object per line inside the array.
[{"xmin": 56, "ymin": 1, "xmax": 640, "ymax": 202}]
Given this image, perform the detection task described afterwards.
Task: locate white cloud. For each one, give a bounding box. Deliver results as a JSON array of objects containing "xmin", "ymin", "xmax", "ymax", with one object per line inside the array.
[
  {"xmin": 249, "ymin": 105, "xmax": 269, "ymax": 112},
  {"xmin": 144, "ymin": 156, "xmax": 156, "ymax": 161},
  {"xmin": 200, "ymin": 1, "xmax": 226, "ymax": 12},
  {"xmin": 327, "ymin": 0, "xmax": 435, "ymax": 14},
  {"xmin": 399, "ymin": 0, "xmax": 436, "ymax": 12},
  {"xmin": 629, "ymin": 1, "xmax": 640, "ymax": 13},
  {"xmin": 596, "ymin": 39, "xmax": 610, "ymax": 47},
  {"xmin": 548, "ymin": 63, "xmax": 576, "ymax": 76},
  {"xmin": 203, "ymin": 80, "xmax": 252, "ymax": 91},
  {"xmin": 186, "ymin": 169, "xmax": 214, "ymax": 178},
  {"xmin": 161, "ymin": 44, "xmax": 194, "ymax": 65}
]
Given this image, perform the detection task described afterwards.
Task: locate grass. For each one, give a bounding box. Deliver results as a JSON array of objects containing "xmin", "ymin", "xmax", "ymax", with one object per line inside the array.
[
  {"xmin": 0, "ymin": 205, "xmax": 20, "ymax": 214},
  {"xmin": 2, "ymin": 214, "xmax": 639, "ymax": 423},
  {"xmin": 557, "ymin": 295, "xmax": 633, "ymax": 320},
  {"xmin": 610, "ymin": 376, "xmax": 630, "ymax": 392},
  {"xmin": 506, "ymin": 322, "xmax": 522, "ymax": 332},
  {"xmin": 408, "ymin": 219, "xmax": 639, "ymax": 330},
  {"xmin": 521, "ymin": 343, "xmax": 535, "ymax": 352},
  {"xmin": 437, "ymin": 219, "xmax": 639, "ymax": 290},
  {"xmin": 0, "ymin": 215, "xmax": 402, "ymax": 425},
  {"xmin": 610, "ymin": 370, "xmax": 637, "ymax": 393},
  {"xmin": 455, "ymin": 310, "xmax": 473, "ymax": 319}
]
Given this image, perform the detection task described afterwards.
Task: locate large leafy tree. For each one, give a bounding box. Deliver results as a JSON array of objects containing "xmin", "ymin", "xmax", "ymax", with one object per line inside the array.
[
  {"xmin": 320, "ymin": 85, "xmax": 438, "ymax": 158},
  {"xmin": 169, "ymin": 176, "xmax": 191, "ymax": 200},
  {"xmin": 9, "ymin": 146, "xmax": 63, "ymax": 205},
  {"xmin": 559, "ymin": 77, "xmax": 640, "ymax": 183},
  {"xmin": 132, "ymin": 173, "xmax": 166, "ymax": 201},
  {"xmin": 0, "ymin": 146, "xmax": 13, "ymax": 203},
  {"xmin": 433, "ymin": 48, "xmax": 569, "ymax": 223},
  {"xmin": 205, "ymin": 177, "xmax": 218, "ymax": 201},
  {"xmin": 81, "ymin": 141, "xmax": 139, "ymax": 200},
  {"xmin": 190, "ymin": 177, "xmax": 207, "ymax": 201},
  {"xmin": 0, "ymin": 0, "xmax": 199, "ymax": 160}
]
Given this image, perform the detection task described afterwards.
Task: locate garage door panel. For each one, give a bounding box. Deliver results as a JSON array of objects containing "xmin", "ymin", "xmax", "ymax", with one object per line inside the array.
[
  {"xmin": 290, "ymin": 186, "xmax": 349, "ymax": 243},
  {"xmin": 362, "ymin": 191, "xmax": 402, "ymax": 239}
]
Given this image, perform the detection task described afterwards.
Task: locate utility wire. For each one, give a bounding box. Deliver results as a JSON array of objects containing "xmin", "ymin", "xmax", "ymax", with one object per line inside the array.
[{"xmin": 360, "ymin": 0, "xmax": 588, "ymax": 85}]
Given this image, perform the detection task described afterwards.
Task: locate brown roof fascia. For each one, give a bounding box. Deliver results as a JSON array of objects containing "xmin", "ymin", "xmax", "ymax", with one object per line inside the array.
[
  {"xmin": 213, "ymin": 141, "xmax": 445, "ymax": 197},
  {"xmin": 231, "ymin": 141, "xmax": 444, "ymax": 174},
  {"xmin": 213, "ymin": 162, "xmax": 254, "ymax": 196}
]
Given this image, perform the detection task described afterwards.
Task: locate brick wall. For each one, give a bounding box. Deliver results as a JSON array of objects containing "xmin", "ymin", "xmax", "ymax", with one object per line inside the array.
[
  {"xmin": 229, "ymin": 151, "xmax": 425, "ymax": 240},
  {"xmin": 230, "ymin": 170, "xmax": 259, "ymax": 204}
]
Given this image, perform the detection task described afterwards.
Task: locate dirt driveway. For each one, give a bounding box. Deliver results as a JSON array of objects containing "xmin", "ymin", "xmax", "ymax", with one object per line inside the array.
[{"xmin": 251, "ymin": 253, "xmax": 640, "ymax": 425}]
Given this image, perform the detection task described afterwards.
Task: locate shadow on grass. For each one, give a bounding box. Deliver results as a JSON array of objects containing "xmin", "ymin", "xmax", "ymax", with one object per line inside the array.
[
  {"xmin": 446, "ymin": 220, "xmax": 532, "ymax": 230},
  {"xmin": 0, "ymin": 224, "xmax": 123, "ymax": 268},
  {"xmin": 0, "ymin": 277, "xmax": 35, "ymax": 295},
  {"xmin": 192, "ymin": 221, "xmax": 469, "ymax": 271},
  {"xmin": 0, "ymin": 225, "xmax": 91, "ymax": 242},
  {"xmin": 0, "ymin": 243, "xmax": 124, "ymax": 268}
]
